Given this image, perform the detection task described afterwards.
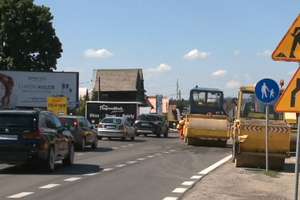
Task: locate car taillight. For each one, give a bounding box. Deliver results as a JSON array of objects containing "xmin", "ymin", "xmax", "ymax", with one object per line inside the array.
[
  {"xmin": 23, "ymin": 129, "xmax": 41, "ymax": 139},
  {"xmin": 73, "ymin": 121, "xmax": 79, "ymax": 128},
  {"xmin": 118, "ymin": 125, "xmax": 124, "ymax": 130}
]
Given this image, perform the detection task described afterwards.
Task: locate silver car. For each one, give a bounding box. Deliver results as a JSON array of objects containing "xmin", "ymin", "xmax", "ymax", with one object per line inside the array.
[{"xmin": 97, "ymin": 117, "xmax": 136, "ymax": 141}]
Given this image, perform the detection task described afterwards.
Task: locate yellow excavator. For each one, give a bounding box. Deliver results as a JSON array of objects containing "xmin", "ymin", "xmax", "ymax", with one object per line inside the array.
[
  {"xmin": 179, "ymin": 86, "xmax": 230, "ymax": 146},
  {"xmin": 231, "ymin": 86, "xmax": 290, "ymax": 169}
]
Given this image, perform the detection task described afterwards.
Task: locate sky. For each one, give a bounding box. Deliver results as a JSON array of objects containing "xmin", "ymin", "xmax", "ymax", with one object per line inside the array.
[{"xmin": 35, "ymin": 0, "xmax": 300, "ymax": 98}]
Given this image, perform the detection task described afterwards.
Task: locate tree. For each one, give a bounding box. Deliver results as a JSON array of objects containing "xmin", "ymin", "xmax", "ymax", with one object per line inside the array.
[{"xmin": 0, "ymin": 0, "xmax": 62, "ymax": 71}]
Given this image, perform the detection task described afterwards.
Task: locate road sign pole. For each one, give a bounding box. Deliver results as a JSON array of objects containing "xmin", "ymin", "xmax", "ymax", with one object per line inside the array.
[
  {"xmin": 295, "ymin": 114, "xmax": 300, "ymax": 200},
  {"xmin": 265, "ymin": 104, "xmax": 269, "ymax": 172}
]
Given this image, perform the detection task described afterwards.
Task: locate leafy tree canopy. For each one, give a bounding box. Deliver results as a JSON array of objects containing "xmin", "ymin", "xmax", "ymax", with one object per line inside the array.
[{"xmin": 0, "ymin": 0, "xmax": 62, "ymax": 71}]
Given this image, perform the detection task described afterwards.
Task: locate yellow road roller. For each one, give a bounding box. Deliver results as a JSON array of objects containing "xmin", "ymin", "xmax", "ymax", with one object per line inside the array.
[
  {"xmin": 231, "ymin": 86, "xmax": 290, "ymax": 169},
  {"xmin": 180, "ymin": 86, "xmax": 230, "ymax": 146}
]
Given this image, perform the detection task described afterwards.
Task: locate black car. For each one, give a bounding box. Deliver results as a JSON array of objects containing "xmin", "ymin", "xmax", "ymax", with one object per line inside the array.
[
  {"xmin": 59, "ymin": 116, "xmax": 98, "ymax": 151},
  {"xmin": 0, "ymin": 110, "xmax": 75, "ymax": 171},
  {"xmin": 134, "ymin": 114, "xmax": 169, "ymax": 137}
]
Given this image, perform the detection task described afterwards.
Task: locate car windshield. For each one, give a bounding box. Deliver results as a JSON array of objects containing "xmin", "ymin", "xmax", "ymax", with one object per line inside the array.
[
  {"xmin": 0, "ymin": 114, "xmax": 36, "ymax": 129},
  {"xmin": 240, "ymin": 92, "xmax": 282, "ymax": 120},
  {"xmin": 138, "ymin": 115, "xmax": 161, "ymax": 121},
  {"xmin": 101, "ymin": 118, "xmax": 122, "ymax": 124}
]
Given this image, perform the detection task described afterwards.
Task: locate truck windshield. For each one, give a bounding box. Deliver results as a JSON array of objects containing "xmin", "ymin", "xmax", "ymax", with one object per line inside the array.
[{"xmin": 240, "ymin": 92, "xmax": 282, "ymax": 120}]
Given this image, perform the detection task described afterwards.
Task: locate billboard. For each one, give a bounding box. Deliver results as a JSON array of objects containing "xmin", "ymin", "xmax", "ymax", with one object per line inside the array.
[
  {"xmin": 86, "ymin": 101, "xmax": 140, "ymax": 124},
  {"xmin": 0, "ymin": 71, "xmax": 79, "ymax": 109}
]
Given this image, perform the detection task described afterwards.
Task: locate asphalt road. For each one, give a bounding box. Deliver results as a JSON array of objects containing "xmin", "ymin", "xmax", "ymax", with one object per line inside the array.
[{"xmin": 0, "ymin": 131, "xmax": 230, "ymax": 200}]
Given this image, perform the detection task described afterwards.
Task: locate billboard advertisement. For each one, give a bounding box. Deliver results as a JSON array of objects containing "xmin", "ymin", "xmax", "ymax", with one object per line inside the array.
[
  {"xmin": 0, "ymin": 71, "xmax": 79, "ymax": 109},
  {"xmin": 86, "ymin": 101, "xmax": 140, "ymax": 124},
  {"xmin": 47, "ymin": 96, "xmax": 68, "ymax": 116}
]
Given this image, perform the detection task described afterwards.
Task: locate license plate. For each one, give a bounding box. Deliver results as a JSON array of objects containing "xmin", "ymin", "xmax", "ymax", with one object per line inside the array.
[
  {"xmin": 0, "ymin": 134, "xmax": 18, "ymax": 140},
  {"xmin": 141, "ymin": 123, "xmax": 149, "ymax": 126},
  {"xmin": 106, "ymin": 126, "xmax": 115, "ymax": 129}
]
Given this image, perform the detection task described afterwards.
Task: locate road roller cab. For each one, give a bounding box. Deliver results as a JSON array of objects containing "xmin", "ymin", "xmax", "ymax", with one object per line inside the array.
[{"xmin": 232, "ymin": 86, "xmax": 291, "ymax": 169}]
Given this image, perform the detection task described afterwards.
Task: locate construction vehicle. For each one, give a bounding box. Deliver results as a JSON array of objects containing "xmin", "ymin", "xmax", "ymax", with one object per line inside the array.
[
  {"xmin": 179, "ymin": 86, "xmax": 230, "ymax": 146},
  {"xmin": 231, "ymin": 86, "xmax": 291, "ymax": 169}
]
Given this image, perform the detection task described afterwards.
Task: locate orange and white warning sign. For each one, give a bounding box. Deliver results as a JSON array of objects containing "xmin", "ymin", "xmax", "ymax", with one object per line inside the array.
[
  {"xmin": 272, "ymin": 15, "xmax": 300, "ymax": 62},
  {"xmin": 276, "ymin": 67, "xmax": 300, "ymax": 113}
]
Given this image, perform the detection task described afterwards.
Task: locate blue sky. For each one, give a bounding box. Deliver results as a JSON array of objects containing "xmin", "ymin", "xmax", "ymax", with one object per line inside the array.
[{"xmin": 36, "ymin": 0, "xmax": 300, "ymax": 98}]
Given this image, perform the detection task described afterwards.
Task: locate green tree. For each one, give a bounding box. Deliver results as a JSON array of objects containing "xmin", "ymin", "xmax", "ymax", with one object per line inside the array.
[{"xmin": 0, "ymin": 0, "xmax": 62, "ymax": 71}]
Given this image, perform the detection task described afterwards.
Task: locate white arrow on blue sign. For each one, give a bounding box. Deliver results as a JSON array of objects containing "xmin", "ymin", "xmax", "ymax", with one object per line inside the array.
[{"xmin": 255, "ymin": 78, "xmax": 280, "ymax": 104}]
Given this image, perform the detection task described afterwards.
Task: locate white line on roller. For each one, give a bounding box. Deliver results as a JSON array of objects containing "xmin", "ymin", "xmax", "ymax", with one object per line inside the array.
[
  {"xmin": 172, "ymin": 188, "xmax": 188, "ymax": 193},
  {"xmin": 39, "ymin": 184, "xmax": 60, "ymax": 189},
  {"xmin": 7, "ymin": 192, "xmax": 34, "ymax": 199},
  {"xmin": 115, "ymin": 164, "xmax": 126, "ymax": 168},
  {"xmin": 198, "ymin": 155, "xmax": 232, "ymax": 175},
  {"xmin": 181, "ymin": 181, "xmax": 195, "ymax": 186},
  {"xmin": 64, "ymin": 177, "xmax": 81, "ymax": 182},
  {"xmin": 103, "ymin": 168, "xmax": 114, "ymax": 172},
  {"xmin": 162, "ymin": 197, "xmax": 178, "ymax": 200}
]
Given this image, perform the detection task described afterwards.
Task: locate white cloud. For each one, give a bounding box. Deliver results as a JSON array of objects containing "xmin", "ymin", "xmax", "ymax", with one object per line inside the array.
[
  {"xmin": 233, "ymin": 50, "xmax": 240, "ymax": 56},
  {"xmin": 226, "ymin": 80, "xmax": 241, "ymax": 89},
  {"xmin": 211, "ymin": 69, "xmax": 227, "ymax": 78},
  {"xmin": 183, "ymin": 49, "xmax": 210, "ymax": 60},
  {"xmin": 144, "ymin": 63, "xmax": 172, "ymax": 78},
  {"xmin": 257, "ymin": 49, "xmax": 272, "ymax": 57},
  {"xmin": 84, "ymin": 48, "xmax": 113, "ymax": 59}
]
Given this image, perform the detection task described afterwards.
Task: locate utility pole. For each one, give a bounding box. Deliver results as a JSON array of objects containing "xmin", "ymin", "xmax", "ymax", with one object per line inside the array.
[{"xmin": 176, "ymin": 79, "xmax": 179, "ymax": 100}]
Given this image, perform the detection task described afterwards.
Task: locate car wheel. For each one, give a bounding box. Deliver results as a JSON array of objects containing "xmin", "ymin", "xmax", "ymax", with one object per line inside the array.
[
  {"xmin": 121, "ymin": 137, "xmax": 126, "ymax": 141},
  {"xmin": 108, "ymin": 137, "xmax": 112, "ymax": 140},
  {"xmin": 91, "ymin": 140, "xmax": 98, "ymax": 150},
  {"xmin": 63, "ymin": 143, "xmax": 74, "ymax": 166},
  {"xmin": 143, "ymin": 133, "xmax": 147, "ymax": 137},
  {"xmin": 46, "ymin": 147, "xmax": 55, "ymax": 172},
  {"xmin": 97, "ymin": 136, "xmax": 102, "ymax": 140},
  {"xmin": 130, "ymin": 136, "xmax": 135, "ymax": 141},
  {"xmin": 164, "ymin": 132, "xmax": 168, "ymax": 138},
  {"xmin": 80, "ymin": 138, "xmax": 86, "ymax": 151}
]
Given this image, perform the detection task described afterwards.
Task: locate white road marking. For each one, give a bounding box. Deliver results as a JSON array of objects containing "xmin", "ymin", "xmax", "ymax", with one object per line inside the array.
[
  {"xmin": 103, "ymin": 168, "xmax": 114, "ymax": 172},
  {"xmin": 76, "ymin": 153, "xmax": 84, "ymax": 156},
  {"xmin": 162, "ymin": 197, "xmax": 178, "ymax": 200},
  {"xmin": 39, "ymin": 184, "xmax": 60, "ymax": 189},
  {"xmin": 7, "ymin": 192, "xmax": 34, "ymax": 199},
  {"xmin": 112, "ymin": 147, "xmax": 119, "ymax": 150},
  {"xmin": 137, "ymin": 158, "xmax": 146, "ymax": 161},
  {"xmin": 190, "ymin": 175, "xmax": 202, "ymax": 180},
  {"xmin": 64, "ymin": 177, "xmax": 81, "ymax": 182},
  {"xmin": 164, "ymin": 151, "xmax": 170, "ymax": 154},
  {"xmin": 198, "ymin": 155, "xmax": 232, "ymax": 175},
  {"xmin": 147, "ymin": 155, "xmax": 154, "ymax": 158},
  {"xmin": 128, "ymin": 144, "xmax": 134, "ymax": 146},
  {"xmin": 84, "ymin": 172, "xmax": 99, "ymax": 176},
  {"xmin": 115, "ymin": 164, "xmax": 126, "ymax": 168},
  {"xmin": 155, "ymin": 153, "xmax": 162, "ymax": 156},
  {"xmin": 121, "ymin": 145, "xmax": 128, "ymax": 148},
  {"xmin": 126, "ymin": 161, "xmax": 138, "ymax": 164},
  {"xmin": 170, "ymin": 149, "xmax": 176, "ymax": 152},
  {"xmin": 172, "ymin": 188, "xmax": 188, "ymax": 193},
  {"xmin": 181, "ymin": 181, "xmax": 195, "ymax": 186}
]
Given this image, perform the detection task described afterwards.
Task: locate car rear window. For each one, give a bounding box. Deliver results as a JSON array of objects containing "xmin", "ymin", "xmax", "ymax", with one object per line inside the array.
[
  {"xmin": 0, "ymin": 114, "xmax": 36, "ymax": 129},
  {"xmin": 137, "ymin": 115, "xmax": 161, "ymax": 121},
  {"xmin": 59, "ymin": 117, "xmax": 77, "ymax": 127},
  {"xmin": 101, "ymin": 118, "xmax": 122, "ymax": 124}
]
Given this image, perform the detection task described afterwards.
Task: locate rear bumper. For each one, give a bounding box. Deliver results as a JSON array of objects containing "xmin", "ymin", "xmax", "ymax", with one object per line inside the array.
[
  {"xmin": 136, "ymin": 129, "xmax": 154, "ymax": 134},
  {"xmin": 97, "ymin": 130, "xmax": 125, "ymax": 138}
]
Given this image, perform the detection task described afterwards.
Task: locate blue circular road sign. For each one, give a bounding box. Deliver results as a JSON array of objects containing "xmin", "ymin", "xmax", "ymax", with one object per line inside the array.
[{"xmin": 255, "ymin": 78, "xmax": 280, "ymax": 104}]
